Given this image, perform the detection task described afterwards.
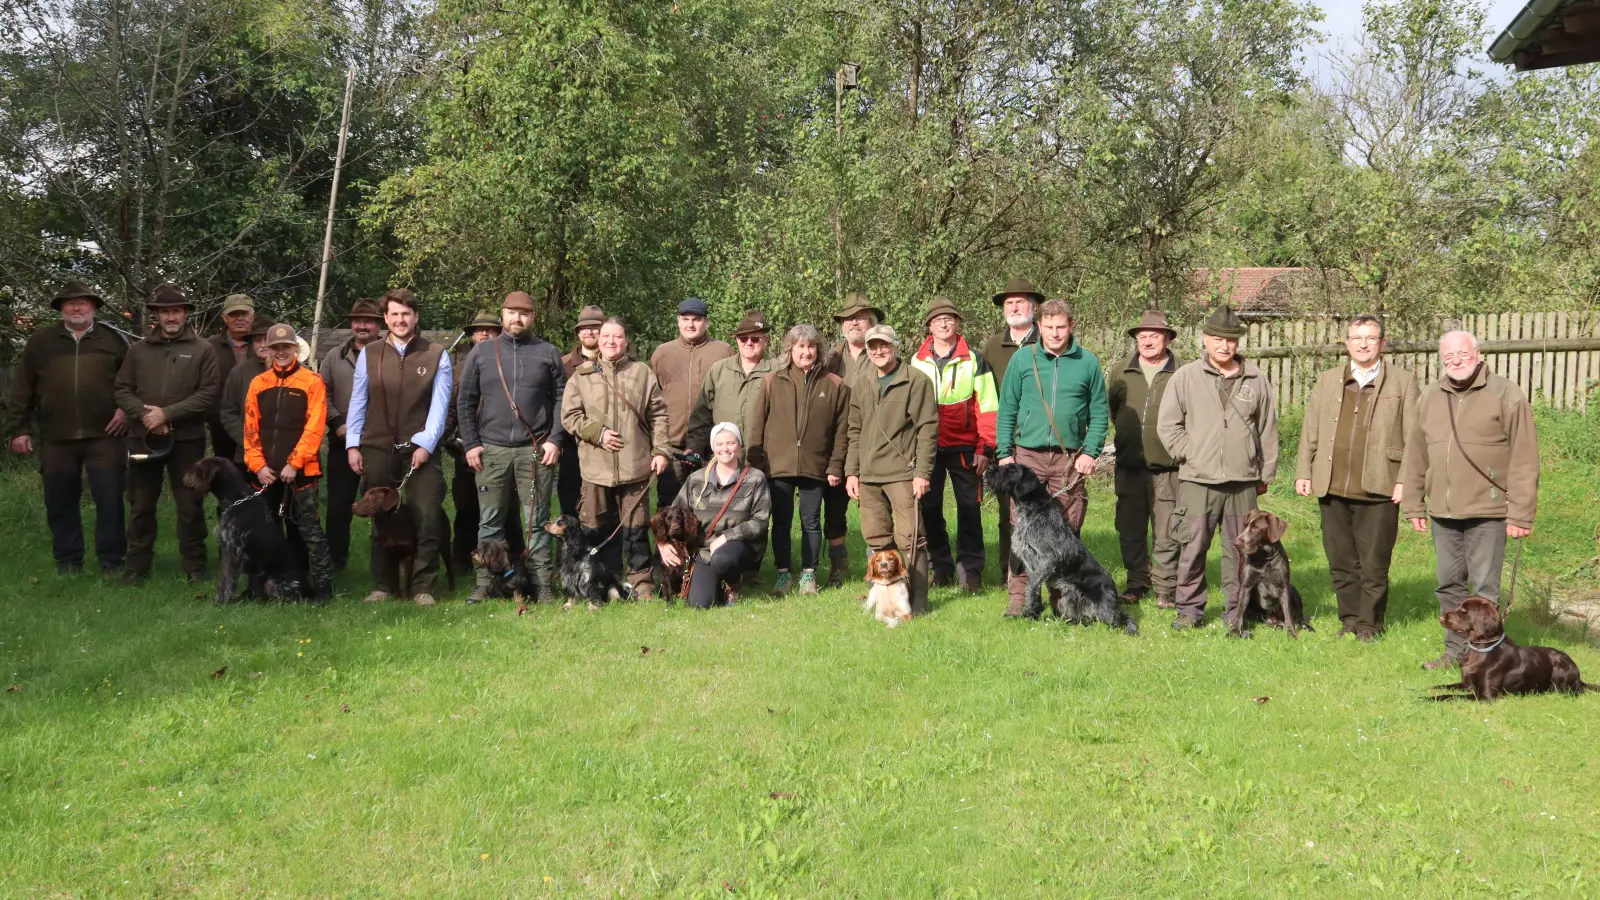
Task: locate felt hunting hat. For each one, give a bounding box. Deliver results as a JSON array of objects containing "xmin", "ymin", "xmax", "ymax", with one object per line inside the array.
[
  {"xmin": 923, "ymin": 296, "xmax": 963, "ymax": 326},
  {"xmin": 246, "ymin": 315, "xmax": 277, "ymax": 338},
  {"xmin": 265, "ymin": 322, "xmax": 300, "ymax": 347},
  {"xmin": 463, "ymin": 309, "xmax": 501, "ymax": 334},
  {"xmin": 52, "ymin": 280, "xmax": 103, "ymax": 310},
  {"xmin": 146, "ymin": 283, "xmax": 191, "ymax": 309},
  {"xmin": 1202, "ymin": 304, "xmax": 1246, "ymax": 339},
  {"xmin": 992, "ymin": 277, "xmax": 1045, "ymax": 307},
  {"xmin": 863, "ymin": 324, "xmax": 899, "ymax": 346},
  {"xmin": 833, "ymin": 292, "xmax": 884, "ymax": 323},
  {"xmin": 732, "ymin": 309, "xmax": 771, "ymax": 338},
  {"xmin": 1127, "ymin": 309, "xmax": 1178, "ymax": 340},
  {"xmin": 220, "ymin": 293, "xmax": 255, "ymax": 316},
  {"xmin": 502, "ymin": 291, "xmax": 535, "ymax": 314},
  {"xmin": 575, "ymin": 304, "xmax": 606, "ymax": 330},
  {"xmin": 677, "ymin": 297, "xmax": 710, "ymax": 317},
  {"xmin": 346, "ymin": 297, "xmax": 384, "ymax": 321}
]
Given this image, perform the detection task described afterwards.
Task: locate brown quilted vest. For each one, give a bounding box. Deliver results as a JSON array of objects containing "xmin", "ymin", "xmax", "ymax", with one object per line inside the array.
[{"xmin": 359, "ymin": 335, "xmax": 445, "ymax": 449}]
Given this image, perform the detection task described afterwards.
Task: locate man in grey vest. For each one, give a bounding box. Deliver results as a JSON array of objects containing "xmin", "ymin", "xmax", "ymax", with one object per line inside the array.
[{"xmin": 345, "ymin": 288, "xmax": 452, "ymax": 605}]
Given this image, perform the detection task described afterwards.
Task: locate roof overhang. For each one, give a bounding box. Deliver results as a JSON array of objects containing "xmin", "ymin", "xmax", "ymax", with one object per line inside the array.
[{"xmin": 1489, "ymin": 0, "xmax": 1600, "ymax": 70}]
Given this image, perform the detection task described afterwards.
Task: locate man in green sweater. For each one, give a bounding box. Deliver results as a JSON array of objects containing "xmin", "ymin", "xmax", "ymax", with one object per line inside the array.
[{"xmin": 994, "ymin": 299, "xmax": 1109, "ymax": 618}]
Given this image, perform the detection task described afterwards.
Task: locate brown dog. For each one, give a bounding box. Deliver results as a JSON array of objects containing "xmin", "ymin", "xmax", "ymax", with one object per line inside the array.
[
  {"xmin": 1430, "ymin": 596, "xmax": 1596, "ymax": 701},
  {"xmin": 650, "ymin": 505, "xmax": 702, "ymax": 602},
  {"xmin": 864, "ymin": 549, "xmax": 912, "ymax": 628},
  {"xmin": 1230, "ymin": 510, "xmax": 1310, "ymax": 638},
  {"xmin": 350, "ymin": 486, "xmax": 457, "ymax": 600}
]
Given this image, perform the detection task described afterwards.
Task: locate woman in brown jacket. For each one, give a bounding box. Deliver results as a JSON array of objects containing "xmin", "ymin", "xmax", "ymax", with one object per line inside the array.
[{"xmin": 746, "ymin": 324, "xmax": 851, "ymax": 596}]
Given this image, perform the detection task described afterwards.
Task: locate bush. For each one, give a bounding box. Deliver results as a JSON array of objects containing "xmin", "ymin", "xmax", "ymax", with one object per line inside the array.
[
  {"xmin": 1276, "ymin": 402, "xmax": 1304, "ymax": 465},
  {"xmin": 1534, "ymin": 400, "xmax": 1600, "ymax": 466}
]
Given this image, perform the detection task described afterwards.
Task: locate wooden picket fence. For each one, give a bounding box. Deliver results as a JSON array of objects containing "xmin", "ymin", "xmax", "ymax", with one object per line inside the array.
[{"xmin": 1077, "ymin": 311, "xmax": 1600, "ymax": 410}]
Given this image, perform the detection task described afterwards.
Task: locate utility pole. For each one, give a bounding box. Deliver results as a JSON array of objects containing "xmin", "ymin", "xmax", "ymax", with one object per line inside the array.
[
  {"xmin": 309, "ymin": 67, "xmax": 356, "ymax": 370},
  {"xmin": 834, "ymin": 62, "xmax": 859, "ymax": 302}
]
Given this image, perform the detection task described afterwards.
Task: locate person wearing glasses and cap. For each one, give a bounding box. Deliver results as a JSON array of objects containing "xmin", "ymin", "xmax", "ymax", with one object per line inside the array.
[
  {"xmin": 649, "ymin": 297, "xmax": 734, "ymax": 506},
  {"xmin": 6, "ymin": 281, "xmax": 131, "ymax": 575},
  {"xmin": 206, "ymin": 292, "xmax": 256, "ymax": 461},
  {"xmin": 243, "ymin": 323, "xmax": 335, "ymax": 600},
  {"xmin": 114, "ymin": 283, "xmax": 222, "ymax": 585}
]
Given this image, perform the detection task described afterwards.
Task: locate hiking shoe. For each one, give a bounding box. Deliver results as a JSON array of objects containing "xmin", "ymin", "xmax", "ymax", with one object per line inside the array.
[
  {"xmin": 1334, "ymin": 624, "xmax": 1358, "ymax": 639},
  {"xmin": 1171, "ymin": 615, "xmax": 1203, "ymax": 630},
  {"xmin": 185, "ymin": 571, "xmax": 208, "ymax": 584},
  {"xmin": 57, "ymin": 561, "xmax": 83, "ymax": 575},
  {"xmin": 798, "ymin": 571, "xmax": 819, "ymax": 596},
  {"xmin": 826, "ymin": 562, "xmax": 847, "ymax": 589},
  {"xmin": 632, "ymin": 584, "xmax": 657, "ymax": 602},
  {"xmin": 724, "ymin": 585, "xmax": 741, "ymax": 606},
  {"xmin": 1356, "ymin": 628, "xmax": 1378, "ymax": 644},
  {"xmin": 466, "ymin": 587, "xmax": 489, "ymax": 604},
  {"xmin": 773, "ymin": 571, "xmax": 792, "ymax": 596},
  {"xmin": 929, "ymin": 569, "xmax": 956, "ymax": 588},
  {"xmin": 1422, "ymin": 653, "xmax": 1459, "ymax": 670},
  {"xmin": 1154, "ymin": 594, "xmax": 1176, "ymax": 610},
  {"xmin": 363, "ymin": 590, "xmax": 390, "ymax": 604},
  {"xmin": 120, "ymin": 569, "xmax": 147, "ymax": 587},
  {"xmin": 1119, "ymin": 586, "xmax": 1148, "ymax": 604},
  {"xmin": 413, "ymin": 593, "xmax": 437, "ymax": 607},
  {"xmin": 960, "ymin": 576, "xmax": 983, "ymax": 595}
]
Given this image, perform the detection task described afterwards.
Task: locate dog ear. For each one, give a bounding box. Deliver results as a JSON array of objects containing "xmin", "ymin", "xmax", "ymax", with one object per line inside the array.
[
  {"xmin": 182, "ymin": 461, "xmax": 213, "ymax": 493},
  {"xmin": 1264, "ymin": 513, "xmax": 1288, "ymax": 543},
  {"xmin": 543, "ymin": 520, "xmax": 567, "ymax": 537},
  {"xmin": 378, "ymin": 488, "xmax": 402, "ymax": 512}
]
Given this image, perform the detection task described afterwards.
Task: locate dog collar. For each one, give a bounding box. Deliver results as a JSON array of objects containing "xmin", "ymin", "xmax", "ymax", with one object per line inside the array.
[
  {"xmin": 502, "ymin": 567, "xmax": 517, "ymax": 579},
  {"xmin": 1467, "ymin": 634, "xmax": 1507, "ymax": 654}
]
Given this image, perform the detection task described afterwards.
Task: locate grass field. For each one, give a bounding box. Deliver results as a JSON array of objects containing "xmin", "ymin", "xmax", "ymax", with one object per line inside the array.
[{"xmin": 2, "ymin": 442, "xmax": 1599, "ymax": 897}]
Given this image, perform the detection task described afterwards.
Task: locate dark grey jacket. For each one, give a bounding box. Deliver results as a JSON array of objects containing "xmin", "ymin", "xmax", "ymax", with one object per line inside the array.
[{"xmin": 456, "ymin": 331, "xmax": 567, "ymax": 450}]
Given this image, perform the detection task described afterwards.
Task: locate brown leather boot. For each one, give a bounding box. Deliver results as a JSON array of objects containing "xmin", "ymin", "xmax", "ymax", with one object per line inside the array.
[{"xmin": 1004, "ymin": 572, "xmax": 1032, "ymax": 618}]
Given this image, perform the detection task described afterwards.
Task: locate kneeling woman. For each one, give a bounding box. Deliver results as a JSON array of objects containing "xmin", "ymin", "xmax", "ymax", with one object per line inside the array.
[{"xmin": 660, "ymin": 422, "xmax": 770, "ymax": 608}]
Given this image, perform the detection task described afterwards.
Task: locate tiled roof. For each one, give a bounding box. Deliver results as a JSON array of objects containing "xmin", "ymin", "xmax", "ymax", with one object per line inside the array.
[{"xmin": 1188, "ymin": 268, "xmax": 1312, "ymax": 316}]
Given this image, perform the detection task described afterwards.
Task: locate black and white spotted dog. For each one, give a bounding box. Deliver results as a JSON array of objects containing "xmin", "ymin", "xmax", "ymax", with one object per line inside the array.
[
  {"xmin": 983, "ymin": 463, "xmax": 1137, "ymax": 635},
  {"xmin": 544, "ymin": 515, "xmax": 627, "ymax": 609},
  {"xmin": 183, "ymin": 458, "xmax": 320, "ymax": 604}
]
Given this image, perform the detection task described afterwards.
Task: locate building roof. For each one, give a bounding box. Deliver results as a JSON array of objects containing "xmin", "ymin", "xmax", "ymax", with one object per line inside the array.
[
  {"xmin": 1187, "ymin": 267, "xmax": 1312, "ymax": 317},
  {"xmin": 1489, "ymin": 0, "xmax": 1600, "ymax": 70}
]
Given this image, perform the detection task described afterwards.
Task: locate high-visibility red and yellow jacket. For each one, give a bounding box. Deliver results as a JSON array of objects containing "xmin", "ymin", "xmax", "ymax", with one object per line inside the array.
[
  {"xmin": 910, "ymin": 335, "xmax": 999, "ymax": 454},
  {"xmin": 244, "ymin": 361, "xmax": 327, "ymax": 478}
]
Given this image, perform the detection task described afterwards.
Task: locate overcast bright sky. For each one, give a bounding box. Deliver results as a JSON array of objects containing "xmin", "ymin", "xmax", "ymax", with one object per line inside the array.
[{"xmin": 1306, "ymin": 0, "xmax": 1528, "ymax": 73}]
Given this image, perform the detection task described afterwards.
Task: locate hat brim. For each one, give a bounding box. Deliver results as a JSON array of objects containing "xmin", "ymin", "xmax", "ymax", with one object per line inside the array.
[
  {"xmin": 833, "ymin": 306, "xmax": 886, "ymax": 322},
  {"xmin": 991, "ymin": 291, "xmax": 1045, "ymax": 307},
  {"xmin": 1202, "ymin": 328, "xmax": 1246, "ymax": 340},
  {"xmin": 732, "ymin": 328, "xmax": 770, "ymax": 338},
  {"xmin": 1127, "ymin": 325, "xmax": 1178, "ymax": 339},
  {"xmin": 925, "ymin": 309, "xmax": 963, "ymax": 326}
]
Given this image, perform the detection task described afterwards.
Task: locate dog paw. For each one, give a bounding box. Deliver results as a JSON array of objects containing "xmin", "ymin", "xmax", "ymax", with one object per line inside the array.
[{"xmin": 1123, "ymin": 622, "xmax": 1139, "ymax": 636}]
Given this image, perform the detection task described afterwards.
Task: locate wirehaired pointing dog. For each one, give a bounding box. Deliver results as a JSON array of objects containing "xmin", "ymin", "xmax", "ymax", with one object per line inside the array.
[
  {"xmin": 544, "ymin": 515, "xmax": 627, "ymax": 609},
  {"xmin": 982, "ymin": 464, "xmax": 1137, "ymax": 635},
  {"xmin": 1429, "ymin": 597, "xmax": 1597, "ymax": 701},
  {"xmin": 183, "ymin": 458, "xmax": 317, "ymax": 604},
  {"xmin": 650, "ymin": 505, "xmax": 702, "ymax": 601},
  {"xmin": 472, "ymin": 539, "xmax": 537, "ymax": 610},
  {"xmin": 865, "ymin": 549, "xmax": 912, "ymax": 627},
  {"xmin": 350, "ymin": 486, "xmax": 456, "ymax": 600},
  {"xmin": 1230, "ymin": 509, "xmax": 1311, "ymax": 638}
]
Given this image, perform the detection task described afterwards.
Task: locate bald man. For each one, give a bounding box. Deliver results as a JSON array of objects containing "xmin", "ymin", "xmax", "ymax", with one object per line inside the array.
[{"xmin": 1400, "ymin": 330, "xmax": 1539, "ymax": 672}]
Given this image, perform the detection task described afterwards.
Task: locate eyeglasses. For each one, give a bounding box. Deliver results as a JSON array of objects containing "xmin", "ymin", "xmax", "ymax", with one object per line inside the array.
[
  {"xmin": 736, "ymin": 335, "xmax": 765, "ymax": 344},
  {"xmin": 1441, "ymin": 352, "xmax": 1476, "ymax": 364}
]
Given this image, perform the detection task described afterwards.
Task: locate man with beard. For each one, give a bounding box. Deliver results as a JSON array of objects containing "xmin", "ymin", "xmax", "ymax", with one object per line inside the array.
[
  {"xmin": 456, "ymin": 291, "xmax": 566, "ymax": 602},
  {"xmin": 7, "ymin": 281, "xmax": 130, "ymax": 575},
  {"xmin": 345, "ymin": 288, "xmax": 453, "ymax": 606},
  {"xmin": 114, "ymin": 283, "xmax": 222, "ymax": 585},
  {"xmin": 821, "ymin": 292, "xmax": 885, "ymax": 585},
  {"xmin": 649, "ymin": 298, "xmax": 733, "ymax": 506},
  {"xmin": 558, "ymin": 304, "xmax": 605, "ymax": 517},
  {"xmin": 445, "ymin": 309, "xmax": 521, "ymax": 576},
  {"xmin": 982, "ymin": 277, "xmax": 1042, "ymax": 581},
  {"xmin": 320, "ymin": 298, "xmax": 384, "ymax": 571},
  {"xmin": 206, "ymin": 293, "xmax": 255, "ymax": 461}
]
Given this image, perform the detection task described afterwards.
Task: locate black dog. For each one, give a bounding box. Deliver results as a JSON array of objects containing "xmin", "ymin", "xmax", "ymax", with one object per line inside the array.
[
  {"xmin": 1229, "ymin": 510, "xmax": 1312, "ymax": 638},
  {"xmin": 544, "ymin": 515, "xmax": 627, "ymax": 609},
  {"xmin": 650, "ymin": 505, "xmax": 702, "ymax": 602},
  {"xmin": 183, "ymin": 458, "xmax": 320, "ymax": 604},
  {"xmin": 472, "ymin": 539, "xmax": 538, "ymax": 609},
  {"xmin": 1430, "ymin": 597, "xmax": 1597, "ymax": 701},
  {"xmin": 983, "ymin": 464, "xmax": 1137, "ymax": 635}
]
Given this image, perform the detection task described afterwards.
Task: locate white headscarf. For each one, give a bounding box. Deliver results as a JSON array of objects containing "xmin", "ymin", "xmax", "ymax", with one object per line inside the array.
[{"xmin": 709, "ymin": 421, "xmax": 742, "ymax": 447}]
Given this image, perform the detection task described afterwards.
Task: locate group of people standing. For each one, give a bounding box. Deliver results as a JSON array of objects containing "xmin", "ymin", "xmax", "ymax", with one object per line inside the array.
[{"xmin": 6, "ymin": 276, "xmax": 1539, "ymax": 669}]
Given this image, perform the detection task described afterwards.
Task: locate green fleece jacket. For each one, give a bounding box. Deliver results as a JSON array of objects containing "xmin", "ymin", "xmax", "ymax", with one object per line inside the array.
[{"xmin": 994, "ymin": 338, "xmax": 1109, "ymax": 459}]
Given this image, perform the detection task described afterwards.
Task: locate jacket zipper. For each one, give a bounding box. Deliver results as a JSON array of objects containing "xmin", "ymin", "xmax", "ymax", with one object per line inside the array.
[{"xmin": 73, "ymin": 332, "xmax": 82, "ymax": 435}]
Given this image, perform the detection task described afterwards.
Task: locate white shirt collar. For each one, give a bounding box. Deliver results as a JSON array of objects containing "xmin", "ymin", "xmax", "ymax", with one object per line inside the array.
[{"xmin": 1351, "ymin": 360, "xmax": 1381, "ymax": 388}]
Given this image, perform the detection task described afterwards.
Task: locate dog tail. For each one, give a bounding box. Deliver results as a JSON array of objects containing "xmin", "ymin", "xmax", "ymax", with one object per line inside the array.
[{"xmin": 1580, "ymin": 682, "xmax": 1600, "ymax": 694}]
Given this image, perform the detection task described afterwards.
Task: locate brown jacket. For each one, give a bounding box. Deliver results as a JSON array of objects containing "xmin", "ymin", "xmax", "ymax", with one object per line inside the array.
[
  {"xmin": 747, "ymin": 361, "xmax": 851, "ymax": 481},
  {"xmin": 562, "ymin": 356, "xmax": 672, "ymax": 487},
  {"xmin": 845, "ymin": 359, "xmax": 938, "ymax": 484},
  {"xmin": 1296, "ymin": 361, "xmax": 1419, "ymax": 499},
  {"xmin": 649, "ymin": 336, "xmax": 734, "ymax": 449},
  {"xmin": 320, "ymin": 338, "xmax": 365, "ymax": 436},
  {"xmin": 113, "ymin": 327, "xmax": 221, "ymax": 443},
  {"xmin": 981, "ymin": 325, "xmax": 1038, "ymax": 392},
  {"xmin": 1108, "ymin": 351, "xmax": 1183, "ymax": 470},
  {"xmin": 6, "ymin": 324, "xmax": 127, "ymax": 442},
  {"xmin": 826, "ymin": 341, "xmax": 875, "ymax": 383},
  {"xmin": 1400, "ymin": 365, "xmax": 1538, "ymax": 528},
  {"xmin": 1156, "ymin": 355, "xmax": 1278, "ymax": 485},
  {"xmin": 356, "ymin": 335, "xmax": 446, "ymax": 450},
  {"xmin": 685, "ymin": 354, "xmax": 775, "ymax": 457}
]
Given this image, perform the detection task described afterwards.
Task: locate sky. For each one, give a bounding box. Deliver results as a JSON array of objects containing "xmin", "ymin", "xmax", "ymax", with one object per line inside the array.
[{"xmin": 1304, "ymin": 0, "xmax": 1529, "ymax": 74}]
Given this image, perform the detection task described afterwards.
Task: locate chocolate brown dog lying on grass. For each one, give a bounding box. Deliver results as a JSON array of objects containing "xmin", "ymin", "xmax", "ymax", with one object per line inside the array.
[{"xmin": 1430, "ymin": 596, "xmax": 1597, "ymax": 701}]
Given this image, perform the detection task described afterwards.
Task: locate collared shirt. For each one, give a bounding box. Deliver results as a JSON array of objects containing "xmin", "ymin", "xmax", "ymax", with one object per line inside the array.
[
  {"xmin": 66, "ymin": 323, "xmax": 95, "ymax": 343},
  {"xmin": 1350, "ymin": 360, "xmax": 1381, "ymax": 389},
  {"xmin": 344, "ymin": 337, "xmax": 454, "ymax": 453}
]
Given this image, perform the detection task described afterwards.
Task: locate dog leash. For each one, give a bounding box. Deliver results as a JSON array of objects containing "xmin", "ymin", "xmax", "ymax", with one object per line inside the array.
[
  {"xmin": 225, "ymin": 485, "xmax": 269, "ymax": 514},
  {"xmin": 1501, "ymin": 536, "xmax": 1524, "ymax": 622},
  {"xmin": 588, "ymin": 472, "xmax": 658, "ymax": 556}
]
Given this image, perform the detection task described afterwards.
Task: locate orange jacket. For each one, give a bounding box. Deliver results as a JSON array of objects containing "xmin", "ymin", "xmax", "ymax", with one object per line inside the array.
[{"xmin": 244, "ymin": 361, "xmax": 327, "ymax": 478}]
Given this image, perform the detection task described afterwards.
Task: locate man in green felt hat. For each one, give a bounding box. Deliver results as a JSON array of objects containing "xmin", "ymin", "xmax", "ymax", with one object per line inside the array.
[
  {"xmin": 982, "ymin": 277, "xmax": 1043, "ymax": 580},
  {"xmin": 1156, "ymin": 304, "xmax": 1279, "ymax": 632},
  {"xmin": 321, "ymin": 297, "xmax": 385, "ymax": 570},
  {"xmin": 206, "ymin": 292, "xmax": 256, "ymax": 461},
  {"xmin": 1108, "ymin": 309, "xmax": 1184, "ymax": 609}
]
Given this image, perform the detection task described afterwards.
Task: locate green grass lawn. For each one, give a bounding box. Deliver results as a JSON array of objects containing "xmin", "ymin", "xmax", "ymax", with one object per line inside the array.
[{"xmin": 2, "ymin": 454, "xmax": 1598, "ymax": 898}]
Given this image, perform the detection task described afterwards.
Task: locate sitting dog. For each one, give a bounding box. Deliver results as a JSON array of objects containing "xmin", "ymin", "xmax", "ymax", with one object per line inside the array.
[
  {"xmin": 864, "ymin": 548, "xmax": 913, "ymax": 627},
  {"xmin": 1429, "ymin": 597, "xmax": 1596, "ymax": 701},
  {"xmin": 472, "ymin": 539, "xmax": 538, "ymax": 610},
  {"xmin": 650, "ymin": 505, "xmax": 702, "ymax": 602},
  {"xmin": 982, "ymin": 464, "xmax": 1137, "ymax": 635},
  {"xmin": 544, "ymin": 515, "xmax": 627, "ymax": 609},
  {"xmin": 183, "ymin": 458, "xmax": 317, "ymax": 604},
  {"xmin": 1230, "ymin": 509, "xmax": 1311, "ymax": 638},
  {"xmin": 350, "ymin": 486, "xmax": 455, "ymax": 600}
]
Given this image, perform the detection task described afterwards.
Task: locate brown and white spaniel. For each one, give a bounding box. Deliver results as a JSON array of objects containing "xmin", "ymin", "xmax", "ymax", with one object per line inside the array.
[{"xmin": 864, "ymin": 549, "xmax": 912, "ymax": 628}]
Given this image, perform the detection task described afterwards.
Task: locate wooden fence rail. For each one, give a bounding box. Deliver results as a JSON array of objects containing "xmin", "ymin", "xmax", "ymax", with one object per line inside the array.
[{"xmin": 1076, "ymin": 311, "xmax": 1600, "ymax": 410}]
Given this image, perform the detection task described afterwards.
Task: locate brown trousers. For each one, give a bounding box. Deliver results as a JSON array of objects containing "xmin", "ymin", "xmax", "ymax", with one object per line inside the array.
[
  {"xmin": 857, "ymin": 480, "xmax": 929, "ymax": 615},
  {"xmin": 126, "ymin": 438, "xmax": 208, "ymax": 578},
  {"xmin": 1006, "ymin": 447, "xmax": 1089, "ymax": 613},
  {"xmin": 1318, "ymin": 496, "xmax": 1400, "ymax": 632},
  {"xmin": 1172, "ymin": 480, "xmax": 1259, "ymax": 621},
  {"xmin": 361, "ymin": 447, "xmax": 447, "ymax": 595},
  {"xmin": 1115, "ymin": 467, "xmax": 1180, "ymax": 599},
  {"xmin": 580, "ymin": 479, "xmax": 654, "ymax": 591}
]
